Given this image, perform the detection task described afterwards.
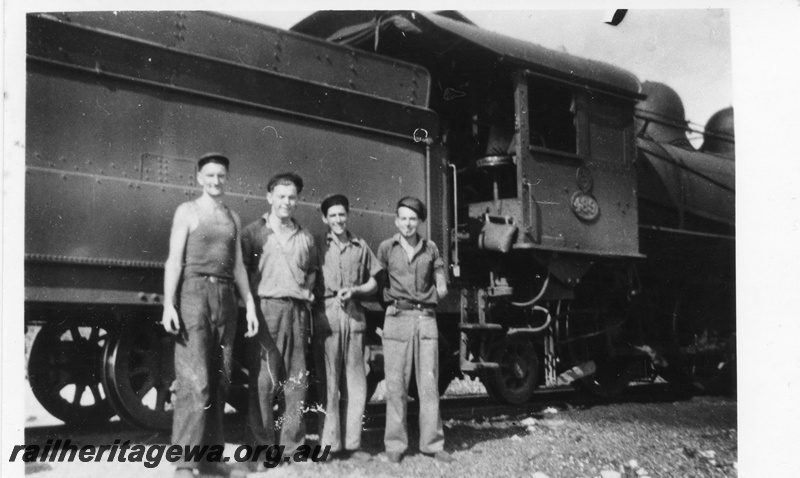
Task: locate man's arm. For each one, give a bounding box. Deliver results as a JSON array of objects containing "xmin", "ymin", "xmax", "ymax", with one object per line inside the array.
[
  {"xmin": 339, "ymin": 242, "xmax": 380, "ymax": 301},
  {"xmin": 435, "ymin": 269, "xmax": 448, "ymax": 300},
  {"xmin": 162, "ymin": 204, "xmax": 191, "ymax": 334},
  {"xmin": 232, "ymin": 212, "xmax": 258, "ymax": 338},
  {"xmin": 304, "ymin": 233, "xmax": 319, "ymax": 300},
  {"xmin": 432, "ymin": 241, "xmax": 448, "ymax": 300}
]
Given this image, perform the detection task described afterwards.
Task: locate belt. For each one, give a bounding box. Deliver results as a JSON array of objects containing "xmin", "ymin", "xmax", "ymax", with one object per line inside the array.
[
  {"xmin": 262, "ymin": 296, "xmax": 306, "ymax": 303},
  {"xmin": 393, "ymin": 299, "xmax": 435, "ymax": 311},
  {"xmin": 193, "ymin": 274, "xmax": 233, "ymax": 284}
]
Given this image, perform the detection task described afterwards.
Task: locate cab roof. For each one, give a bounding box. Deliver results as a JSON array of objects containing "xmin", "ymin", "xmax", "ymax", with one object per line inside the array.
[{"xmin": 292, "ymin": 11, "xmax": 643, "ymax": 100}]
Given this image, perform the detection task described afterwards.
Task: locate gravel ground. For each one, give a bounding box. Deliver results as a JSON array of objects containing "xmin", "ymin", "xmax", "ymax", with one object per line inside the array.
[{"xmin": 20, "ymin": 395, "xmax": 736, "ymax": 478}]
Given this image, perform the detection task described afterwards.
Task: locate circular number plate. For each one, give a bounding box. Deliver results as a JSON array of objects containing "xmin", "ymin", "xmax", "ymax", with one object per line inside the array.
[{"xmin": 571, "ymin": 191, "xmax": 600, "ymax": 221}]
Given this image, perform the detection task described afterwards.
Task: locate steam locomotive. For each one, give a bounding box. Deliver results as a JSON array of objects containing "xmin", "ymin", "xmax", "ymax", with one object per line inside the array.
[{"xmin": 24, "ymin": 10, "xmax": 735, "ymax": 429}]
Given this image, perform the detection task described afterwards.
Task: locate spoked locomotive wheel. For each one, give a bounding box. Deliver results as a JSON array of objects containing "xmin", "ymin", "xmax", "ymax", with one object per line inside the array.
[
  {"xmin": 28, "ymin": 322, "xmax": 115, "ymax": 426},
  {"xmin": 481, "ymin": 334, "xmax": 539, "ymax": 405},
  {"xmin": 102, "ymin": 320, "xmax": 175, "ymax": 429}
]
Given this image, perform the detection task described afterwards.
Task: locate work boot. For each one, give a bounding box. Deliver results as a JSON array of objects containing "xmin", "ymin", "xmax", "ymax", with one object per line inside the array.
[
  {"xmin": 385, "ymin": 451, "xmax": 403, "ymax": 464},
  {"xmin": 174, "ymin": 468, "xmax": 194, "ymax": 478},
  {"xmin": 349, "ymin": 450, "xmax": 371, "ymax": 461},
  {"xmin": 197, "ymin": 461, "xmax": 247, "ymax": 478},
  {"xmin": 425, "ymin": 450, "xmax": 454, "ymax": 463}
]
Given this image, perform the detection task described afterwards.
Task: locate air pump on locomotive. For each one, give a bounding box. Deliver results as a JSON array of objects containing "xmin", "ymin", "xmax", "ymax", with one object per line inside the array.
[{"xmin": 24, "ymin": 10, "xmax": 735, "ymax": 429}]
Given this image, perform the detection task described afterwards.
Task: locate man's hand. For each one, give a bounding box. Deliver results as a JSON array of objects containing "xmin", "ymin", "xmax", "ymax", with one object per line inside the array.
[
  {"xmin": 162, "ymin": 305, "xmax": 181, "ymax": 335},
  {"xmin": 337, "ymin": 287, "xmax": 354, "ymax": 303},
  {"xmin": 245, "ymin": 308, "xmax": 259, "ymax": 338}
]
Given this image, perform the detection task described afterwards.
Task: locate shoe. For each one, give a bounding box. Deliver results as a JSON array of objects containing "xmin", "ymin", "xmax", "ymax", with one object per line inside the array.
[
  {"xmin": 197, "ymin": 461, "xmax": 247, "ymax": 478},
  {"xmin": 425, "ymin": 451, "xmax": 454, "ymax": 463},
  {"xmin": 349, "ymin": 450, "xmax": 371, "ymax": 461},
  {"xmin": 385, "ymin": 451, "xmax": 403, "ymax": 464},
  {"xmin": 174, "ymin": 469, "xmax": 195, "ymax": 478}
]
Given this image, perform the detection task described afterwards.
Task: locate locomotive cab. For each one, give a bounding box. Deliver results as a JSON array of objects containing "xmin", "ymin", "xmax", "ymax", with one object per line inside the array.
[{"xmin": 295, "ymin": 11, "xmax": 650, "ymax": 402}]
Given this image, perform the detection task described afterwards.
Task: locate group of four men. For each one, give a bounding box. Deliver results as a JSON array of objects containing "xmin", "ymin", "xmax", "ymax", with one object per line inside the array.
[{"xmin": 162, "ymin": 153, "xmax": 452, "ymax": 477}]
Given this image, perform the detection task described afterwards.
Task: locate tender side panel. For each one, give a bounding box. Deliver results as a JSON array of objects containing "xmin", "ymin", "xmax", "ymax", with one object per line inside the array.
[
  {"xmin": 38, "ymin": 11, "xmax": 431, "ymax": 107},
  {"xmin": 26, "ymin": 65, "xmax": 427, "ymax": 295}
]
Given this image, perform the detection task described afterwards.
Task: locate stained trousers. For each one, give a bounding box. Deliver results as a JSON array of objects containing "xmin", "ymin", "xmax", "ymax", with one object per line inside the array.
[
  {"xmin": 173, "ymin": 276, "xmax": 237, "ymax": 469},
  {"xmin": 312, "ymin": 299, "xmax": 367, "ymax": 452},
  {"xmin": 246, "ymin": 297, "xmax": 309, "ymax": 456},
  {"xmin": 383, "ymin": 308, "xmax": 444, "ymax": 454}
]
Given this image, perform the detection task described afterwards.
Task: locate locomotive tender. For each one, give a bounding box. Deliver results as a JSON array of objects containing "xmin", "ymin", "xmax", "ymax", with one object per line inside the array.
[{"xmin": 25, "ymin": 10, "xmax": 735, "ymax": 429}]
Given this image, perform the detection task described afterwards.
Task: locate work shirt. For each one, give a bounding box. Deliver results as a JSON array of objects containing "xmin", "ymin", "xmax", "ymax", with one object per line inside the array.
[
  {"xmin": 317, "ymin": 231, "xmax": 382, "ymax": 300},
  {"xmin": 376, "ymin": 233, "xmax": 444, "ymax": 307},
  {"xmin": 240, "ymin": 213, "xmax": 318, "ymax": 302}
]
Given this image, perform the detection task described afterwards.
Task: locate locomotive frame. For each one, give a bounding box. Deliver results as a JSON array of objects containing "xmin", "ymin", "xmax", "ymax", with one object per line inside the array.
[{"xmin": 22, "ymin": 10, "xmax": 735, "ymax": 429}]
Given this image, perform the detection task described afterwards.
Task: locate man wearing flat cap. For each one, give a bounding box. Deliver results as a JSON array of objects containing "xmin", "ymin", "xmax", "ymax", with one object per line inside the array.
[
  {"xmin": 240, "ymin": 172, "xmax": 318, "ymax": 464},
  {"xmin": 376, "ymin": 196, "xmax": 452, "ymax": 464},
  {"xmin": 162, "ymin": 153, "xmax": 258, "ymax": 478},
  {"xmin": 312, "ymin": 194, "xmax": 381, "ymax": 460}
]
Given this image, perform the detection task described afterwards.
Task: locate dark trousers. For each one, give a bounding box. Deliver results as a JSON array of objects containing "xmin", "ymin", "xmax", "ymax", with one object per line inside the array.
[
  {"xmin": 313, "ymin": 299, "xmax": 368, "ymax": 452},
  {"xmin": 383, "ymin": 307, "xmax": 445, "ymax": 455},
  {"xmin": 173, "ymin": 276, "xmax": 237, "ymax": 469},
  {"xmin": 246, "ymin": 298, "xmax": 309, "ymax": 456}
]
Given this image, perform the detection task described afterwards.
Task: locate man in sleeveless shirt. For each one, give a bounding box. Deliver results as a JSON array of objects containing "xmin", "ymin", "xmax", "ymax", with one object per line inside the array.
[
  {"xmin": 162, "ymin": 153, "xmax": 258, "ymax": 478},
  {"xmin": 240, "ymin": 172, "xmax": 318, "ymax": 464},
  {"xmin": 377, "ymin": 196, "xmax": 453, "ymax": 464},
  {"xmin": 312, "ymin": 194, "xmax": 381, "ymax": 460}
]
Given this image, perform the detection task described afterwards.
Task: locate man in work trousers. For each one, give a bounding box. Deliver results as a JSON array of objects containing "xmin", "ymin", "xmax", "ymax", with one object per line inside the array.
[
  {"xmin": 313, "ymin": 194, "xmax": 381, "ymax": 460},
  {"xmin": 162, "ymin": 153, "xmax": 258, "ymax": 478},
  {"xmin": 377, "ymin": 196, "xmax": 453, "ymax": 464},
  {"xmin": 241, "ymin": 172, "xmax": 318, "ymax": 465}
]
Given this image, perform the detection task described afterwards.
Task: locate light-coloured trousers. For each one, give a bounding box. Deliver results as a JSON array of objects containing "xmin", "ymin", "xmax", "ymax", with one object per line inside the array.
[
  {"xmin": 312, "ymin": 298, "xmax": 368, "ymax": 452},
  {"xmin": 383, "ymin": 307, "xmax": 444, "ymax": 454}
]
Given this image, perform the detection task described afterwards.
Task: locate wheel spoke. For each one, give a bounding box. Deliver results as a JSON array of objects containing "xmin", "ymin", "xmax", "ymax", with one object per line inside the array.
[
  {"xmin": 71, "ymin": 384, "xmax": 85, "ymax": 405},
  {"xmin": 89, "ymin": 382, "xmax": 104, "ymax": 403},
  {"xmin": 69, "ymin": 325, "xmax": 83, "ymax": 343}
]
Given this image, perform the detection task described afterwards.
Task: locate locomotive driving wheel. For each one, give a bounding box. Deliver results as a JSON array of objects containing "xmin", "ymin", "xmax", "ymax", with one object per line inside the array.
[
  {"xmin": 102, "ymin": 320, "xmax": 175, "ymax": 429},
  {"xmin": 481, "ymin": 334, "xmax": 540, "ymax": 405},
  {"xmin": 28, "ymin": 322, "xmax": 115, "ymax": 426}
]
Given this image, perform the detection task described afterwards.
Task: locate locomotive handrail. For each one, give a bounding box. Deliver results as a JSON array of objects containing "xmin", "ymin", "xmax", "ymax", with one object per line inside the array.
[
  {"xmin": 634, "ymin": 112, "xmax": 735, "ymax": 146},
  {"xmin": 449, "ymin": 163, "xmax": 461, "ymax": 277},
  {"xmin": 639, "ymin": 225, "xmax": 735, "ymax": 241}
]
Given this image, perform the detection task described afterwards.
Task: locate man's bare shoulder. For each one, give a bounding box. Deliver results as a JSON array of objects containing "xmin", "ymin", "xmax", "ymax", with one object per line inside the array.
[{"xmin": 172, "ymin": 200, "xmax": 199, "ymax": 224}]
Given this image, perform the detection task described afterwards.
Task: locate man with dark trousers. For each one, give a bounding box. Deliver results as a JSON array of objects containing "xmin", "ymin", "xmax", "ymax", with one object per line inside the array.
[
  {"xmin": 313, "ymin": 194, "xmax": 381, "ymax": 460},
  {"xmin": 162, "ymin": 153, "xmax": 258, "ymax": 478},
  {"xmin": 240, "ymin": 172, "xmax": 318, "ymax": 464},
  {"xmin": 377, "ymin": 196, "xmax": 453, "ymax": 464}
]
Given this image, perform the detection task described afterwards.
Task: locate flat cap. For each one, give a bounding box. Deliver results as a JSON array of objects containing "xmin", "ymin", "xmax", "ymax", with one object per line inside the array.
[
  {"xmin": 320, "ymin": 194, "xmax": 350, "ymax": 215},
  {"xmin": 396, "ymin": 196, "xmax": 426, "ymax": 221},
  {"xmin": 267, "ymin": 172, "xmax": 304, "ymax": 194},
  {"xmin": 197, "ymin": 152, "xmax": 230, "ymax": 170}
]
